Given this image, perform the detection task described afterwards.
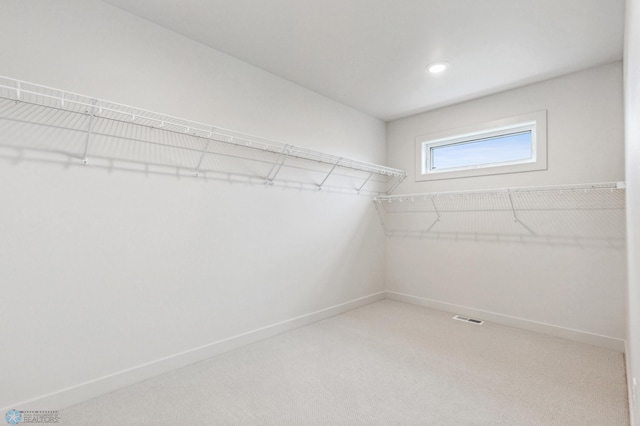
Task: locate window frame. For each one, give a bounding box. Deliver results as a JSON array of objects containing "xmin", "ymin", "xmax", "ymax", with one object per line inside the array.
[{"xmin": 415, "ymin": 111, "xmax": 547, "ymax": 181}]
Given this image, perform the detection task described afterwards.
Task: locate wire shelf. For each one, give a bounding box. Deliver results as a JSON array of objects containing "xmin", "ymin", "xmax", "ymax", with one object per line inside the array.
[
  {"xmin": 0, "ymin": 75, "xmax": 407, "ymax": 195},
  {"xmin": 374, "ymin": 182, "xmax": 626, "ymax": 247}
]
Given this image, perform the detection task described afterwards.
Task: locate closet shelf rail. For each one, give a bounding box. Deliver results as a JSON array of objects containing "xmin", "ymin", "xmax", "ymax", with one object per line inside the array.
[{"xmin": 0, "ymin": 75, "xmax": 407, "ymax": 194}]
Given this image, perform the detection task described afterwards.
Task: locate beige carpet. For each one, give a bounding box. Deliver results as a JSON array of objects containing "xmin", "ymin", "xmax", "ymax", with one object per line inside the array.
[{"xmin": 60, "ymin": 300, "xmax": 629, "ymax": 425}]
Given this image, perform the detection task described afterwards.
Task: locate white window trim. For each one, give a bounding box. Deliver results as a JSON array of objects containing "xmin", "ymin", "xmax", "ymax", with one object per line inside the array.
[{"xmin": 415, "ymin": 110, "xmax": 547, "ymax": 181}]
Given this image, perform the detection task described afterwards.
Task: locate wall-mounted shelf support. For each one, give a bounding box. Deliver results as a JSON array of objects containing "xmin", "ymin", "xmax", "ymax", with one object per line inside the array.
[
  {"xmin": 0, "ymin": 75, "xmax": 407, "ymax": 196},
  {"xmin": 318, "ymin": 157, "xmax": 341, "ymax": 190},
  {"xmin": 423, "ymin": 197, "xmax": 441, "ymax": 233},
  {"xmin": 194, "ymin": 139, "xmax": 210, "ymax": 177},
  {"xmin": 194, "ymin": 128, "xmax": 215, "ymax": 177},
  {"xmin": 507, "ymin": 191, "xmax": 535, "ymax": 235},
  {"xmin": 356, "ymin": 173, "xmax": 373, "ymax": 194},
  {"xmin": 82, "ymin": 100, "xmax": 98, "ymax": 165},
  {"xmin": 430, "ymin": 197, "xmax": 441, "ymax": 221},
  {"xmin": 265, "ymin": 144, "xmax": 292, "ymax": 184}
]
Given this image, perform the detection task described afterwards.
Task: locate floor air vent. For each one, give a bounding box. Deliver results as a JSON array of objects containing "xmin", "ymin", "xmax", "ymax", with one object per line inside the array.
[{"xmin": 453, "ymin": 315, "xmax": 484, "ymax": 325}]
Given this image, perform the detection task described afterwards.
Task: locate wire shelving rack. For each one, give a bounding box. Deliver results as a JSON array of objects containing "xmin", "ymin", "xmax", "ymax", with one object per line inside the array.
[
  {"xmin": 0, "ymin": 76, "xmax": 407, "ymax": 195},
  {"xmin": 374, "ymin": 182, "xmax": 626, "ymax": 247}
]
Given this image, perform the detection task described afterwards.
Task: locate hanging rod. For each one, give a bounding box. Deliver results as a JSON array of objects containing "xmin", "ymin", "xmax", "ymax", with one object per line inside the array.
[{"xmin": 0, "ymin": 75, "xmax": 407, "ymax": 193}]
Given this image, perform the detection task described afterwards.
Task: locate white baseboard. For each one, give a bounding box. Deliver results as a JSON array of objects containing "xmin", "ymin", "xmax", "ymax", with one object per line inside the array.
[
  {"xmin": 3, "ymin": 291, "xmax": 385, "ymax": 412},
  {"xmin": 626, "ymin": 340, "xmax": 636, "ymax": 426},
  {"xmin": 385, "ymin": 291, "xmax": 625, "ymax": 352}
]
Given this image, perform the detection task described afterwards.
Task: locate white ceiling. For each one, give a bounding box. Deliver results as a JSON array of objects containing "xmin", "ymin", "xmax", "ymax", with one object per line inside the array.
[{"xmin": 102, "ymin": 0, "xmax": 624, "ymax": 121}]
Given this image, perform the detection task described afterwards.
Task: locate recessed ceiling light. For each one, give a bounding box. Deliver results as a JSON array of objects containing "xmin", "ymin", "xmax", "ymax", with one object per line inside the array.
[{"xmin": 428, "ymin": 61, "xmax": 449, "ymax": 74}]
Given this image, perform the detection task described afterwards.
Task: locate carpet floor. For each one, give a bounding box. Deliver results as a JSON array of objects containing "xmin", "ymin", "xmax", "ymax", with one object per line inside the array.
[{"xmin": 60, "ymin": 299, "xmax": 629, "ymax": 425}]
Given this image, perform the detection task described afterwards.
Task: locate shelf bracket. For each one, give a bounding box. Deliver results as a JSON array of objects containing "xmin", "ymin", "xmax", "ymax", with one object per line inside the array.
[
  {"xmin": 416, "ymin": 196, "xmax": 440, "ymax": 234},
  {"xmin": 356, "ymin": 173, "xmax": 373, "ymax": 194},
  {"xmin": 431, "ymin": 197, "xmax": 441, "ymax": 221},
  {"xmin": 386, "ymin": 174, "xmax": 406, "ymax": 195},
  {"xmin": 507, "ymin": 192, "xmax": 519, "ymax": 222},
  {"xmin": 508, "ymin": 192, "xmax": 536, "ymax": 235},
  {"xmin": 265, "ymin": 144, "xmax": 291, "ymax": 184},
  {"xmin": 194, "ymin": 129, "xmax": 215, "ymax": 177},
  {"xmin": 318, "ymin": 157, "xmax": 341, "ymax": 190},
  {"xmin": 82, "ymin": 99, "xmax": 98, "ymax": 165}
]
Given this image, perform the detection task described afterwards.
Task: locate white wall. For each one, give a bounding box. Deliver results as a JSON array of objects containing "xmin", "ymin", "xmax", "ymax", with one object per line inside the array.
[
  {"xmin": 0, "ymin": 1, "xmax": 386, "ymax": 408},
  {"xmin": 386, "ymin": 63, "xmax": 626, "ymax": 346},
  {"xmin": 625, "ymin": 0, "xmax": 640, "ymax": 422}
]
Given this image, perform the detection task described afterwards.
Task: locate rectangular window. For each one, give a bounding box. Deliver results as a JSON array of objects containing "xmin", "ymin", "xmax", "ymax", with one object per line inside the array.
[
  {"xmin": 431, "ymin": 130, "xmax": 532, "ymax": 171},
  {"xmin": 416, "ymin": 111, "xmax": 547, "ymax": 181}
]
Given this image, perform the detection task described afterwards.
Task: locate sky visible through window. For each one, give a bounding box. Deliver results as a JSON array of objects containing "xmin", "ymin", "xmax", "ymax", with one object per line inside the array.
[{"xmin": 431, "ymin": 131, "xmax": 532, "ymax": 170}]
